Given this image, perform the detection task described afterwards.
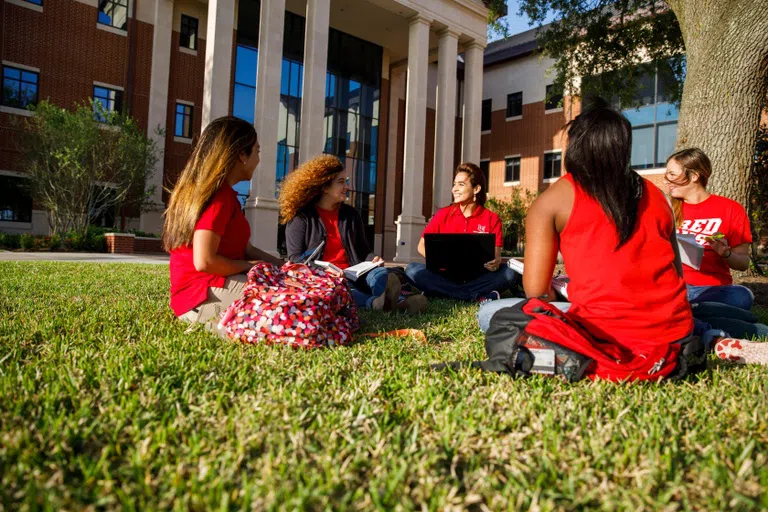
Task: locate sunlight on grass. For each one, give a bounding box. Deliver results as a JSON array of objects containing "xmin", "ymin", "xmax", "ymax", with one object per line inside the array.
[{"xmin": 1, "ymin": 262, "xmax": 767, "ymax": 510}]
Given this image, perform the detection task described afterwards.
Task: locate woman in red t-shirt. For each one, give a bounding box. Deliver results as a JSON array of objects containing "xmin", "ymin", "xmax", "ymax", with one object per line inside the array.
[
  {"xmin": 665, "ymin": 148, "xmax": 754, "ymax": 310},
  {"xmin": 481, "ymin": 98, "xmax": 694, "ymax": 359},
  {"xmin": 279, "ymin": 155, "xmax": 427, "ymax": 314},
  {"xmin": 163, "ymin": 117, "xmax": 283, "ymax": 329},
  {"xmin": 405, "ymin": 162, "xmax": 519, "ymax": 303}
]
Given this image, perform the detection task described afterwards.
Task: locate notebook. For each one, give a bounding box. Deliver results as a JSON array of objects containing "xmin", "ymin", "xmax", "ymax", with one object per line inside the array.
[
  {"xmin": 314, "ymin": 259, "xmax": 384, "ymax": 281},
  {"xmin": 676, "ymin": 234, "xmax": 704, "ymax": 270},
  {"xmin": 506, "ymin": 258, "xmax": 570, "ymax": 300}
]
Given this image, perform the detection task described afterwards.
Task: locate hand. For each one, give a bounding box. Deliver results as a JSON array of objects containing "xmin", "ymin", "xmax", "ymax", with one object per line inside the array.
[
  {"xmin": 705, "ymin": 232, "xmax": 731, "ymax": 258},
  {"xmin": 372, "ymin": 256, "xmax": 383, "ymax": 264},
  {"xmin": 484, "ymin": 258, "xmax": 502, "ymax": 272}
]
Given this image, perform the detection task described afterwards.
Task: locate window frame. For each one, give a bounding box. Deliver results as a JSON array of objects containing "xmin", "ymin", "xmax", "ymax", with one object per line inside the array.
[
  {"xmin": 174, "ymin": 102, "xmax": 194, "ymax": 140},
  {"xmin": 92, "ymin": 84, "xmax": 124, "ymax": 122},
  {"xmin": 179, "ymin": 14, "xmax": 199, "ymax": 51},
  {"xmin": 545, "ymin": 84, "xmax": 563, "ymax": 112},
  {"xmin": 481, "ymin": 98, "xmax": 492, "ymax": 132},
  {"xmin": 506, "ymin": 92, "xmax": 522, "ymax": 119},
  {"xmin": 0, "ymin": 172, "xmax": 33, "ymax": 224},
  {"xmin": 504, "ymin": 155, "xmax": 521, "ymax": 184},
  {"xmin": 543, "ymin": 151, "xmax": 562, "ymax": 181},
  {"xmin": 97, "ymin": 0, "xmax": 129, "ymax": 30},
  {"xmin": 1, "ymin": 65, "xmax": 39, "ymax": 110}
]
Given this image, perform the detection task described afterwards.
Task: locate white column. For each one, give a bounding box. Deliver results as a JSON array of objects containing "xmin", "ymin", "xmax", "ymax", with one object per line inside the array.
[
  {"xmin": 394, "ymin": 14, "xmax": 432, "ymax": 263},
  {"xmin": 244, "ymin": 0, "xmax": 285, "ymax": 256},
  {"xmin": 299, "ymin": 0, "xmax": 330, "ymax": 162},
  {"xmin": 433, "ymin": 28, "xmax": 459, "ymax": 213},
  {"xmin": 201, "ymin": 0, "xmax": 235, "ymax": 129},
  {"xmin": 139, "ymin": 0, "xmax": 174, "ymax": 234},
  {"xmin": 461, "ymin": 41, "xmax": 484, "ymax": 163}
]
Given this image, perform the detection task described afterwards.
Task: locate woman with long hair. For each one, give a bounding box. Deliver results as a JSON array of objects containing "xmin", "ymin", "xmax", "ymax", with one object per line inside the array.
[
  {"xmin": 279, "ymin": 154, "xmax": 427, "ymax": 314},
  {"xmin": 164, "ymin": 116, "xmax": 283, "ymax": 328},
  {"xmin": 665, "ymin": 148, "xmax": 754, "ymax": 309},
  {"xmin": 478, "ymin": 98, "xmax": 695, "ymax": 356},
  {"xmin": 404, "ymin": 162, "xmax": 519, "ymax": 302}
]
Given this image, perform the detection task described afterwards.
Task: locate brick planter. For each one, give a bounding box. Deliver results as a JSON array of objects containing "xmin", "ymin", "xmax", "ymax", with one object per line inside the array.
[
  {"xmin": 134, "ymin": 236, "xmax": 165, "ymax": 254},
  {"xmin": 105, "ymin": 233, "xmax": 135, "ymax": 254}
]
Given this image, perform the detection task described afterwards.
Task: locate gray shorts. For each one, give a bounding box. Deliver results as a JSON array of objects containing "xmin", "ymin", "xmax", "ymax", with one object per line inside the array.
[{"xmin": 178, "ymin": 273, "xmax": 248, "ymax": 335}]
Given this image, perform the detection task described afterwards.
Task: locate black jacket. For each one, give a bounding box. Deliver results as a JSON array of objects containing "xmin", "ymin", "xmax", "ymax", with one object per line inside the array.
[{"xmin": 285, "ymin": 203, "xmax": 374, "ymax": 265}]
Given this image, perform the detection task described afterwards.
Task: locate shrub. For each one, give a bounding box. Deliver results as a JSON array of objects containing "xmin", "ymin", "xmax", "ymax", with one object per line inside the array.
[
  {"xmin": 20, "ymin": 234, "xmax": 35, "ymax": 250},
  {"xmin": 485, "ymin": 188, "xmax": 538, "ymax": 255},
  {"xmin": 49, "ymin": 235, "xmax": 62, "ymax": 251},
  {"xmin": 0, "ymin": 233, "xmax": 21, "ymax": 250}
]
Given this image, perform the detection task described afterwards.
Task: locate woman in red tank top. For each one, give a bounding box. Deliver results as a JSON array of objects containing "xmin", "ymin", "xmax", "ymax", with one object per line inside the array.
[{"xmin": 485, "ymin": 99, "xmax": 694, "ymax": 354}]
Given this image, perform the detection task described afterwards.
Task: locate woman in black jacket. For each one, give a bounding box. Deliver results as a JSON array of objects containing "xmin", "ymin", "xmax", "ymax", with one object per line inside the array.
[{"xmin": 278, "ymin": 155, "xmax": 427, "ymax": 314}]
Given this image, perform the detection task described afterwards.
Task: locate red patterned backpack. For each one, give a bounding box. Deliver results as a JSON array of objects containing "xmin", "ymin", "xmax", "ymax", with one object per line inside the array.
[{"xmin": 217, "ymin": 262, "xmax": 358, "ymax": 348}]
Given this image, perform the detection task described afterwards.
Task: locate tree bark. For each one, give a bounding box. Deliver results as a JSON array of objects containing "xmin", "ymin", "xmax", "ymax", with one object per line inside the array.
[{"xmin": 669, "ymin": 0, "xmax": 768, "ymax": 205}]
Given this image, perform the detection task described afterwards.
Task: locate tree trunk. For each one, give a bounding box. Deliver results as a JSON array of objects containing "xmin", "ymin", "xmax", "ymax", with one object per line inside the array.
[{"xmin": 670, "ymin": 0, "xmax": 768, "ymax": 205}]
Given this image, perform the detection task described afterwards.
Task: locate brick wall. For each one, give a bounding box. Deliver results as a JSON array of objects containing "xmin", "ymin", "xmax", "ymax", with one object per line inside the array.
[
  {"xmin": 482, "ymin": 96, "xmax": 580, "ymax": 199},
  {"xmin": 105, "ymin": 233, "xmax": 135, "ymax": 254},
  {"xmin": 162, "ymin": 31, "xmax": 207, "ymax": 202},
  {"xmin": 134, "ymin": 236, "xmax": 165, "ymax": 253}
]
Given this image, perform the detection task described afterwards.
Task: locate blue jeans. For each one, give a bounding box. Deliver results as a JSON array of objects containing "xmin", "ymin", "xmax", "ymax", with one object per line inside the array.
[
  {"xmin": 348, "ymin": 266, "xmax": 390, "ymax": 310},
  {"xmin": 692, "ymin": 301, "xmax": 768, "ymax": 349},
  {"xmin": 476, "ymin": 298, "xmax": 571, "ymax": 333},
  {"xmin": 405, "ymin": 263, "xmax": 519, "ymax": 302},
  {"xmin": 687, "ymin": 284, "xmax": 754, "ymax": 310}
]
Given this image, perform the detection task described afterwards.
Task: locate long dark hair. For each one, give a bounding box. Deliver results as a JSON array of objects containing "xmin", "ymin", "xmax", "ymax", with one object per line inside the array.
[
  {"xmin": 454, "ymin": 162, "xmax": 487, "ymax": 206},
  {"xmin": 564, "ymin": 97, "xmax": 643, "ymax": 249}
]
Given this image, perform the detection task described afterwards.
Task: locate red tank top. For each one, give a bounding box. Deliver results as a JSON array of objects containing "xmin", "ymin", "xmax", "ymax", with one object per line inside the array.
[{"xmin": 559, "ymin": 174, "xmax": 693, "ymax": 351}]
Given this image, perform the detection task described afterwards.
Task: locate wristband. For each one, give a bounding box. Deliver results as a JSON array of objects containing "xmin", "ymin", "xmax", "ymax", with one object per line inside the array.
[{"xmin": 723, "ymin": 248, "xmax": 732, "ymax": 259}]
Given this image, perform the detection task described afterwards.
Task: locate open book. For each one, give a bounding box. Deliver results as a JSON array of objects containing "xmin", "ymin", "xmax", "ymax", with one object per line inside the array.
[
  {"xmin": 676, "ymin": 234, "xmax": 704, "ymax": 270},
  {"xmin": 314, "ymin": 259, "xmax": 385, "ymax": 281},
  {"xmin": 507, "ymin": 258, "xmax": 570, "ymax": 300}
]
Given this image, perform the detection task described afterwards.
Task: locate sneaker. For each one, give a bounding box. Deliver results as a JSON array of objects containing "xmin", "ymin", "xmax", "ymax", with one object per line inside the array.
[
  {"xmin": 714, "ymin": 338, "xmax": 768, "ymax": 366},
  {"xmin": 476, "ymin": 291, "xmax": 501, "ymax": 305},
  {"xmin": 395, "ymin": 293, "xmax": 428, "ymax": 314},
  {"xmin": 371, "ymin": 274, "xmax": 401, "ymax": 312}
]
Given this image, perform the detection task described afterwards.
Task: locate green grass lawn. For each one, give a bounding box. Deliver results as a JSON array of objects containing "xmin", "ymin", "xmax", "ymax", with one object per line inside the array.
[{"xmin": 1, "ymin": 262, "xmax": 768, "ymax": 510}]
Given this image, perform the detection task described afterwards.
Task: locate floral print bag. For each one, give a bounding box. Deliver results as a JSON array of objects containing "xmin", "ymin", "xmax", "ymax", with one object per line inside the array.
[{"xmin": 217, "ymin": 262, "xmax": 359, "ymax": 348}]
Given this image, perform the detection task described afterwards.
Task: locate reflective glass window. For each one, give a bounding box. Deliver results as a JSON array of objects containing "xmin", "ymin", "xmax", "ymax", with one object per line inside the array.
[
  {"xmin": 175, "ymin": 103, "xmax": 193, "ymax": 138},
  {"xmin": 98, "ymin": 0, "xmax": 128, "ymax": 30},
  {"xmin": 93, "ymin": 85, "xmax": 123, "ymax": 122},
  {"xmin": 180, "ymin": 15, "xmax": 198, "ymax": 50},
  {"xmin": 0, "ymin": 175, "xmax": 32, "ymax": 223},
  {"xmin": 1, "ymin": 66, "xmax": 38, "ymax": 109}
]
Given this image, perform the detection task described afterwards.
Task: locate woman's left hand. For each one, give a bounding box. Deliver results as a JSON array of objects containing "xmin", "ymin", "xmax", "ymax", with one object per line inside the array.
[
  {"xmin": 484, "ymin": 257, "xmax": 502, "ymax": 272},
  {"xmin": 372, "ymin": 256, "xmax": 383, "ymax": 264},
  {"xmin": 706, "ymin": 232, "xmax": 731, "ymax": 258}
]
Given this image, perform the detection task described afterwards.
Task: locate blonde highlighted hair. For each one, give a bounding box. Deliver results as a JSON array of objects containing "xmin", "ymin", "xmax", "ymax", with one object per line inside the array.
[
  {"xmin": 278, "ymin": 154, "xmax": 344, "ymax": 223},
  {"xmin": 163, "ymin": 116, "xmax": 257, "ymax": 251},
  {"xmin": 666, "ymin": 148, "xmax": 712, "ymax": 228}
]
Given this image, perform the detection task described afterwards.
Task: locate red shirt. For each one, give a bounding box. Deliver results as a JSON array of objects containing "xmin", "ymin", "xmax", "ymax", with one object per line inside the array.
[
  {"xmin": 559, "ymin": 174, "xmax": 693, "ymax": 350},
  {"xmin": 316, "ymin": 206, "xmax": 350, "ymax": 269},
  {"xmin": 169, "ymin": 183, "xmax": 250, "ymax": 316},
  {"xmin": 677, "ymin": 194, "xmax": 752, "ymax": 286},
  {"xmin": 423, "ymin": 204, "xmax": 504, "ymax": 247}
]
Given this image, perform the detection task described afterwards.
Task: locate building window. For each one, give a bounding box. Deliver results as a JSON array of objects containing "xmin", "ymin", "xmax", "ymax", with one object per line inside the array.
[
  {"xmin": 98, "ymin": 0, "xmax": 128, "ymax": 30},
  {"xmin": 545, "ymin": 84, "xmax": 563, "ymax": 111},
  {"xmin": 0, "ymin": 175, "xmax": 33, "ymax": 223},
  {"xmin": 25, "ymin": 0, "xmax": 43, "ymax": 5},
  {"xmin": 544, "ymin": 152, "xmax": 562, "ymax": 180},
  {"xmin": 481, "ymin": 99, "xmax": 492, "ymax": 131},
  {"xmin": 505, "ymin": 157, "xmax": 521, "ymax": 183},
  {"xmin": 175, "ymin": 103, "xmax": 193, "ymax": 138},
  {"xmin": 506, "ymin": 92, "xmax": 522, "ymax": 118},
  {"xmin": 479, "ymin": 160, "xmax": 490, "ymax": 184},
  {"xmin": 2, "ymin": 66, "xmax": 39, "ymax": 109},
  {"xmin": 93, "ymin": 85, "xmax": 123, "ymax": 122},
  {"xmin": 180, "ymin": 15, "xmax": 198, "ymax": 50}
]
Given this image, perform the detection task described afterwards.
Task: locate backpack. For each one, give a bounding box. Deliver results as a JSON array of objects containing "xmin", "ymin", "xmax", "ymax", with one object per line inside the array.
[
  {"xmin": 436, "ymin": 298, "xmax": 706, "ymax": 382},
  {"xmin": 218, "ymin": 262, "xmax": 358, "ymax": 348}
]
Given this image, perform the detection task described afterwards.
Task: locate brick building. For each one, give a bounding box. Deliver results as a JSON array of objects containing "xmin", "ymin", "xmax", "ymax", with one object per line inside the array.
[{"xmin": 0, "ymin": 0, "xmax": 491, "ymax": 263}]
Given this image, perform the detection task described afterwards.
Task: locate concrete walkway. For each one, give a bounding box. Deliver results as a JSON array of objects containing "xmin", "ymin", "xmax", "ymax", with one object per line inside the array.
[{"xmin": 0, "ymin": 251, "xmax": 169, "ymax": 264}]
